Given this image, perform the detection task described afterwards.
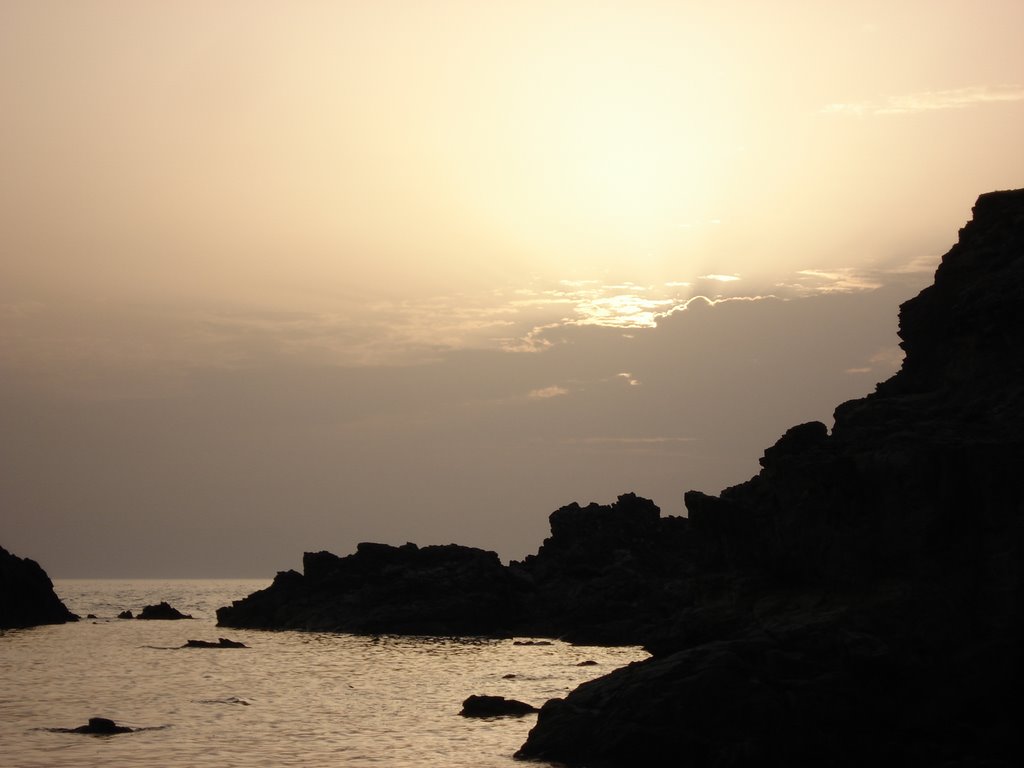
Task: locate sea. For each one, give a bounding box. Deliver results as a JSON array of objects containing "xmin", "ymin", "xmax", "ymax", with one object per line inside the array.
[{"xmin": 0, "ymin": 579, "xmax": 648, "ymax": 767}]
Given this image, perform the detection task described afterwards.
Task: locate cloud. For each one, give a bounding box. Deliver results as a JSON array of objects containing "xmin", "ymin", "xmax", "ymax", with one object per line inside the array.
[
  {"xmin": 845, "ymin": 346, "xmax": 905, "ymax": 377},
  {"xmin": 786, "ymin": 269, "xmax": 883, "ymax": 294},
  {"xmin": 883, "ymin": 254, "xmax": 940, "ymax": 275},
  {"xmin": 0, "ymin": 266, "xmax": 928, "ymax": 405},
  {"xmin": 822, "ymin": 84, "xmax": 1024, "ymax": 116},
  {"xmin": 528, "ymin": 385, "xmax": 569, "ymax": 399}
]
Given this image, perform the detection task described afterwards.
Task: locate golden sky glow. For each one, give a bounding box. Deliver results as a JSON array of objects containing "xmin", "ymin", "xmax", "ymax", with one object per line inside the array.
[
  {"xmin": 1, "ymin": 1, "xmax": 1022, "ymax": 575},
  {"xmin": 4, "ymin": 0, "xmax": 1022, "ymax": 316}
]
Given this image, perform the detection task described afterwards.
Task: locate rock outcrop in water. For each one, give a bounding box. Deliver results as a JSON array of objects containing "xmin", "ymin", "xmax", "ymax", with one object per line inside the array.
[
  {"xmin": 136, "ymin": 602, "xmax": 192, "ymax": 620},
  {"xmin": 217, "ymin": 495, "xmax": 691, "ymax": 642},
  {"xmin": 515, "ymin": 191, "xmax": 1024, "ymax": 765},
  {"xmin": 69, "ymin": 717, "xmax": 133, "ymax": 735},
  {"xmin": 460, "ymin": 695, "xmax": 538, "ymax": 717},
  {"xmin": 183, "ymin": 638, "xmax": 247, "ymax": 648},
  {"xmin": 0, "ymin": 545, "xmax": 78, "ymax": 629}
]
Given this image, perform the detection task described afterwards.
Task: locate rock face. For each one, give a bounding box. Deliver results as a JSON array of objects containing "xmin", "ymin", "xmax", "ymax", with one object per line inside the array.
[
  {"xmin": 0, "ymin": 545, "xmax": 77, "ymax": 629},
  {"xmin": 515, "ymin": 191, "xmax": 1024, "ymax": 765},
  {"xmin": 217, "ymin": 495, "xmax": 691, "ymax": 642}
]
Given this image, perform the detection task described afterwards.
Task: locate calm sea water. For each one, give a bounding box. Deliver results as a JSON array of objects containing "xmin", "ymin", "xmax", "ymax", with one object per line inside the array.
[{"xmin": 0, "ymin": 580, "xmax": 647, "ymax": 767}]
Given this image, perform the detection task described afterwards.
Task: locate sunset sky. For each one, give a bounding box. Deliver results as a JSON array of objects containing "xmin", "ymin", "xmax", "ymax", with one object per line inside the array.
[{"xmin": 2, "ymin": 1, "xmax": 1022, "ymax": 576}]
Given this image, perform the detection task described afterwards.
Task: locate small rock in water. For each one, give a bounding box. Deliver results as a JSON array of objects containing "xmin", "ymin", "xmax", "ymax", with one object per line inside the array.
[
  {"xmin": 460, "ymin": 695, "xmax": 538, "ymax": 717},
  {"xmin": 513, "ymin": 640, "xmax": 552, "ymax": 646},
  {"xmin": 117, "ymin": 610, "xmax": 133, "ymax": 619},
  {"xmin": 183, "ymin": 638, "xmax": 248, "ymax": 648},
  {"xmin": 72, "ymin": 717, "xmax": 133, "ymax": 734},
  {"xmin": 195, "ymin": 696, "xmax": 252, "ymax": 706},
  {"xmin": 137, "ymin": 602, "xmax": 192, "ymax": 620},
  {"xmin": 502, "ymin": 673, "xmax": 517, "ymax": 679},
  {"xmin": 576, "ymin": 660, "xmax": 598, "ymax": 666}
]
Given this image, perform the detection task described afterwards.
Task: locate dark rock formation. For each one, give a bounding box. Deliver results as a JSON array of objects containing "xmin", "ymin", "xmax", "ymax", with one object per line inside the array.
[
  {"xmin": 218, "ymin": 543, "xmax": 525, "ymax": 635},
  {"xmin": 218, "ymin": 499, "xmax": 691, "ymax": 641},
  {"xmin": 183, "ymin": 638, "xmax": 247, "ymax": 648},
  {"xmin": 71, "ymin": 717, "xmax": 133, "ymax": 735},
  {"xmin": 136, "ymin": 602, "xmax": 192, "ymax": 620},
  {"xmin": 515, "ymin": 191, "xmax": 1024, "ymax": 766},
  {"xmin": 513, "ymin": 493, "xmax": 692, "ymax": 644},
  {"xmin": 460, "ymin": 695, "xmax": 538, "ymax": 717},
  {"xmin": 117, "ymin": 610, "xmax": 133, "ymax": 619},
  {"xmin": 0, "ymin": 545, "xmax": 78, "ymax": 629}
]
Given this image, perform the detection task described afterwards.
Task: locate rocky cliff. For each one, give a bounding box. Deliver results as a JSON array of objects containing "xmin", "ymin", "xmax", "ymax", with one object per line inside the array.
[
  {"xmin": 0, "ymin": 545, "xmax": 78, "ymax": 629},
  {"xmin": 217, "ymin": 492, "xmax": 692, "ymax": 643},
  {"xmin": 515, "ymin": 191, "xmax": 1024, "ymax": 766}
]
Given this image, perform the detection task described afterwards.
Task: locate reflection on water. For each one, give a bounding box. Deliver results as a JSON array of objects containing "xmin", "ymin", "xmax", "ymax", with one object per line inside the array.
[{"xmin": 0, "ymin": 580, "xmax": 647, "ymax": 767}]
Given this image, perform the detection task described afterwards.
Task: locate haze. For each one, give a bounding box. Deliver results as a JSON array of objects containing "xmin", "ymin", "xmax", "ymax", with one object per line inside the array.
[{"xmin": 2, "ymin": 1, "xmax": 1022, "ymax": 576}]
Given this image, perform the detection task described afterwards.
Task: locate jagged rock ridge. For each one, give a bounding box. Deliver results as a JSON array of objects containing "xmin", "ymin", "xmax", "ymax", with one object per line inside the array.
[
  {"xmin": 217, "ymin": 493, "xmax": 692, "ymax": 644},
  {"xmin": 516, "ymin": 190, "xmax": 1024, "ymax": 766}
]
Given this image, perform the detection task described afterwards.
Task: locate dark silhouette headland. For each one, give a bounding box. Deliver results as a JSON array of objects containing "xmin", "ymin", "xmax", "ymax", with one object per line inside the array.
[
  {"xmin": 0, "ymin": 545, "xmax": 77, "ymax": 629},
  {"xmin": 220, "ymin": 189, "xmax": 1024, "ymax": 765}
]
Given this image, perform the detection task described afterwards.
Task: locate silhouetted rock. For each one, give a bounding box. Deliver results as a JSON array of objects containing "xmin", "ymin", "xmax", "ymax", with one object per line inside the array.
[
  {"xmin": 516, "ymin": 189, "xmax": 1024, "ymax": 766},
  {"xmin": 183, "ymin": 638, "xmax": 247, "ymax": 648},
  {"xmin": 136, "ymin": 602, "xmax": 192, "ymax": 620},
  {"xmin": 117, "ymin": 610, "xmax": 133, "ymax": 619},
  {"xmin": 217, "ymin": 190, "xmax": 1024, "ymax": 762},
  {"xmin": 71, "ymin": 717, "xmax": 133, "ymax": 734},
  {"xmin": 512, "ymin": 492, "xmax": 693, "ymax": 644},
  {"xmin": 217, "ymin": 493, "xmax": 692, "ymax": 642},
  {"xmin": 218, "ymin": 543, "xmax": 523, "ymax": 635},
  {"xmin": 0, "ymin": 545, "xmax": 78, "ymax": 629},
  {"xmin": 460, "ymin": 695, "xmax": 538, "ymax": 717}
]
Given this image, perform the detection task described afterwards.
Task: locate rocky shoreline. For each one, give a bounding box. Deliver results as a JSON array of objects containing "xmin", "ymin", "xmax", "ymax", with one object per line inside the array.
[
  {"xmin": 219, "ymin": 189, "xmax": 1024, "ymax": 766},
  {"xmin": 6, "ymin": 189, "xmax": 1020, "ymax": 765}
]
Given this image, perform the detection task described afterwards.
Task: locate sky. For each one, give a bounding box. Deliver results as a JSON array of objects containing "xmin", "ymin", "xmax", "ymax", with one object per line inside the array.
[{"xmin": 1, "ymin": 1, "xmax": 1022, "ymax": 577}]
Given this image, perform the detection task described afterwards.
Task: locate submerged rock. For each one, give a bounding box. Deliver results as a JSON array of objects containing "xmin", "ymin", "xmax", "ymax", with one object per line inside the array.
[
  {"xmin": 0, "ymin": 545, "xmax": 78, "ymax": 629},
  {"xmin": 460, "ymin": 695, "xmax": 538, "ymax": 717},
  {"xmin": 183, "ymin": 638, "xmax": 247, "ymax": 648},
  {"xmin": 136, "ymin": 602, "xmax": 192, "ymax": 620},
  {"xmin": 516, "ymin": 191, "xmax": 1024, "ymax": 766},
  {"xmin": 71, "ymin": 717, "xmax": 133, "ymax": 735}
]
